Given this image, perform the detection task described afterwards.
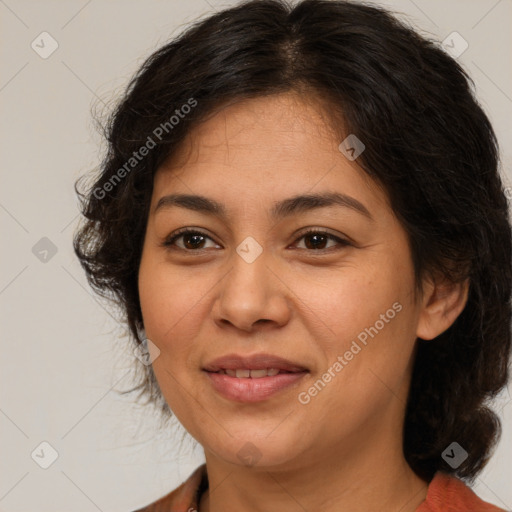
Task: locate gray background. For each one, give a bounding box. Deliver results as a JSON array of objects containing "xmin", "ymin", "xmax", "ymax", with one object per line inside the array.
[{"xmin": 1, "ymin": 0, "xmax": 511, "ymax": 510}]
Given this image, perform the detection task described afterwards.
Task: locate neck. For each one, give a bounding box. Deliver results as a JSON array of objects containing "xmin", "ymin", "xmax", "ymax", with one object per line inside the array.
[{"xmin": 198, "ymin": 421, "xmax": 428, "ymax": 512}]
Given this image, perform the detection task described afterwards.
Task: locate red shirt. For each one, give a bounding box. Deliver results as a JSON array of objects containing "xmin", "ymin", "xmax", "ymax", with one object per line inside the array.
[{"xmin": 133, "ymin": 464, "xmax": 507, "ymax": 511}]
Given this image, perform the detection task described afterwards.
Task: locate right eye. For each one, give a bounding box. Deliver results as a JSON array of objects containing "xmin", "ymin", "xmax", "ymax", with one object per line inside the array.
[{"xmin": 162, "ymin": 228, "xmax": 221, "ymax": 252}]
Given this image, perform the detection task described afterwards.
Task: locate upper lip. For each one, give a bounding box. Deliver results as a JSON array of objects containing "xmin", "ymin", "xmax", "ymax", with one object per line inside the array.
[{"xmin": 203, "ymin": 353, "xmax": 308, "ymax": 373}]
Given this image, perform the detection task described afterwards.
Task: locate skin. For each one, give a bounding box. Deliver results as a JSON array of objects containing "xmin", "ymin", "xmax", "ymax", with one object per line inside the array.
[{"xmin": 138, "ymin": 91, "xmax": 469, "ymax": 512}]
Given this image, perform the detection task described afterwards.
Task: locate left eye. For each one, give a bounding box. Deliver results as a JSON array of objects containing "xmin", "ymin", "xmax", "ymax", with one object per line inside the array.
[
  {"xmin": 162, "ymin": 229, "xmax": 350, "ymax": 252},
  {"xmin": 294, "ymin": 230, "xmax": 350, "ymax": 251}
]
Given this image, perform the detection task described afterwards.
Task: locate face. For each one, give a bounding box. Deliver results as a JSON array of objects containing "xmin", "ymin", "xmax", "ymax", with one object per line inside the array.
[{"xmin": 138, "ymin": 92, "xmax": 426, "ymax": 471}]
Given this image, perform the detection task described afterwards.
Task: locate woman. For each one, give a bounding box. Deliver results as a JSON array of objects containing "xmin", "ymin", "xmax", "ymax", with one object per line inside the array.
[{"xmin": 74, "ymin": 0, "xmax": 512, "ymax": 510}]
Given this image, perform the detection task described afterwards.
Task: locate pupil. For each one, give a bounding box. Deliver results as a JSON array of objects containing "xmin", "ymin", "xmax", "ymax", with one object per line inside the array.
[
  {"xmin": 182, "ymin": 233, "xmax": 327, "ymax": 250},
  {"xmin": 185, "ymin": 234, "xmax": 204, "ymax": 249},
  {"xmin": 306, "ymin": 234, "xmax": 326, "ymax": 250}
]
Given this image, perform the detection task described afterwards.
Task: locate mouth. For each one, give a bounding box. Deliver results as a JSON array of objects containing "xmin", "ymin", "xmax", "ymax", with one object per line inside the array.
[
  {"xmin": 203, "ymin": 353, "xmax": 309, "ymax": 402},
  {"xmin": 211, "ymin": 368, "xmax": 297, "ymax": 378},
  {"xmin": 203, "ymin": 353, "xmax": 308, "ymax": 373}
]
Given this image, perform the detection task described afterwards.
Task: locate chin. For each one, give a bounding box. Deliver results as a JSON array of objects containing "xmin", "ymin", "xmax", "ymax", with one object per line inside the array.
[{"xmin": 202, "ymin": 429, "xmax": 308, "ymax": 470}]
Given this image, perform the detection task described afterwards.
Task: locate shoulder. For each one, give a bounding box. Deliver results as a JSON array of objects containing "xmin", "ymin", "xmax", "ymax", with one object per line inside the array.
[
  {"xmin": 131, "ymin": 464, "xmax": 207, "ymax": 512},
  {"xmin": 416, "ymin": 472, "xmax": 507, "ymax": 512},
  {"xmin": 131, "ymin": 486, "xmax": 182, "ymax": 512}
]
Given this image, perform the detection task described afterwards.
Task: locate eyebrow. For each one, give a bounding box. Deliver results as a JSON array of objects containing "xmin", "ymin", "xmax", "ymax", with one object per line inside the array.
[{"xmin": 154, "ymin": 191, "xmax": 373, "ymax": 221}]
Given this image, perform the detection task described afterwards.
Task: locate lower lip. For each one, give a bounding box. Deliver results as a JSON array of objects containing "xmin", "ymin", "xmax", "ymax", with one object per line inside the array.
[{"xmin": 204, "ymin": 371, "xmax": 308, "ymax": 402}]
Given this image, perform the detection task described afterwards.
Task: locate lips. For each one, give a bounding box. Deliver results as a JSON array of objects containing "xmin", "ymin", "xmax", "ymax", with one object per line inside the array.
[
  {"xmin": 203, "ymin": 353, "xmax": 309, "ymax": 402},
  {"xmin": 220, "ymin": 368, "xmax": 281, "ymax": 378},
  {"xmin": 203, "ymin": 353, "xmax": 308, "ymax": 374}
]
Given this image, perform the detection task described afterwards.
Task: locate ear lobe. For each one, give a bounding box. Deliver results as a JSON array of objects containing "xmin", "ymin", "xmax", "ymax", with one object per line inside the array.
[{"xmin": 416, "ymin": 276, "xmax": 469, "ymax": 341}]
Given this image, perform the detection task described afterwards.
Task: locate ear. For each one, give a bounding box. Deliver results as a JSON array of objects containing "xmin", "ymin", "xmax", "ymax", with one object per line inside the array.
[{"xmin": 416, "ymin": 275, "xmax": 469, "ymax": 341}]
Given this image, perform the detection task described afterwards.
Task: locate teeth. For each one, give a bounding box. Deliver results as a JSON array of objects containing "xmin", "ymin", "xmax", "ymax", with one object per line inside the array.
[
  {"xmin": 249, "ymin": 369, "xmax": 268, "ymax": 379},
  {"xmin": 220, "ymin": 368, "xmax": 282, "ymax": 378}
]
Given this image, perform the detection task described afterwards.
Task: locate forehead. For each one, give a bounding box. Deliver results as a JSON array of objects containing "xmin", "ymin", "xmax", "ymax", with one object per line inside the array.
[
  {"xmin": 152, "ymin": 92, "xmax": 387, "ymax": 213},
  {"xmin": 163, "ymin": 92, "xmax": 341, "ymax": 167}
]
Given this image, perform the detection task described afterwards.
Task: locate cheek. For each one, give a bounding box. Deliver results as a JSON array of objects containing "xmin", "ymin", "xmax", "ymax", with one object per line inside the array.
[
  {"xmin": 138, "ymin": 258, "xmax": 206, "ymax": 422},
  {"xmin": 139, "ymin": 257, "xmax": 202, "ymax": 336},
  {"xmin": 291, "ymin": 257, "xmax": 417, "ymax": 392},
  {"xmin": 138, "ymin": 256, "xmax": 222, "ymax": 382},
  {"xmin": 289, "ymin": 263, "xmax": 407, "ymax": 347}
]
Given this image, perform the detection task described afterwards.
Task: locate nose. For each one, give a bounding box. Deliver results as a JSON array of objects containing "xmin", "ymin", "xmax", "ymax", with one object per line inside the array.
[{"xmin": 212, "ymin": 246, "xmax": 291, "ymax": 333}]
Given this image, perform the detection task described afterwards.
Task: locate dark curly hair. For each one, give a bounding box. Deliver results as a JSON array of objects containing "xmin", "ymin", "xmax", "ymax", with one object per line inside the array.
[{"xmin": 73, "ymin": 0, "xmax": 512, "ymax": 483}]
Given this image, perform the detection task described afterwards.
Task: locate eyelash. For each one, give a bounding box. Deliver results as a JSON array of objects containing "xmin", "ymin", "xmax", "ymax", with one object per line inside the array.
[{"xmin": 161, "ymin": 227, "xmax": 351, "ymax": 254}]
